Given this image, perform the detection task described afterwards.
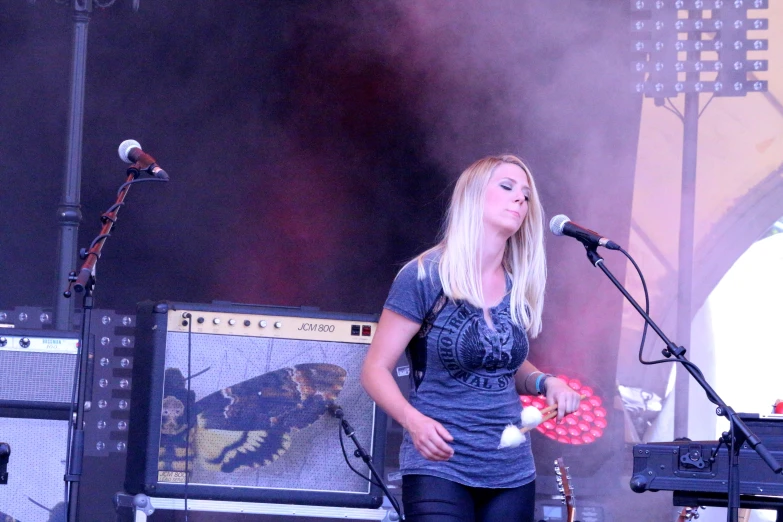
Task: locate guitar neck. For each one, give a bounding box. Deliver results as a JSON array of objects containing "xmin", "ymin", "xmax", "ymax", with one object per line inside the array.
[{"xmin": 555, "ymin": 457, "xmax": 575, "ymax": 522}]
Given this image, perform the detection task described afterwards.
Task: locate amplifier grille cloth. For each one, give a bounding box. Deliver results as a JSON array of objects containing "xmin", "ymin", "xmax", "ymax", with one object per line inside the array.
[
  {"xmin": 161, "ymin": 331, "xmax": 376, "ymax": 493},
  {"xmin": 0, "ymin": 352, "xmax": 76, "ymax": 403},
  {"xmin": 0, "ymin": 417, "xmax": 68, "ymax": 522}
]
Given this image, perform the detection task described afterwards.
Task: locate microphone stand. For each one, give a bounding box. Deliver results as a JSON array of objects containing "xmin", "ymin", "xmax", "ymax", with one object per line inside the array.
[
  {"xmin": 581, "ymin": 245, "xmax": 782, "ymax": 522},
  {"xmin": 62, "ymin": 164, "xmax": 167, "ymax": 522},
  {"xmin": 0, "ymin": 442, "xmax": 9, "ymax": 485},
  {"xmin": 334, "ymin": 409, "xmax": 403, "ymax": 521}
]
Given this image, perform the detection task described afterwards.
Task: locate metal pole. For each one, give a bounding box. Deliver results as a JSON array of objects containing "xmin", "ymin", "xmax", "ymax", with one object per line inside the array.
[
  {"xmin": 55, "ymin": 0, "xmax": 93, "ymax": 331},
  {"xmin": 674, "ymin": 90, "xmax": 698, "ymax": 437},
  {"xmin": 673, "ymin": 9, "xmax": 702, "ymax": 439}
]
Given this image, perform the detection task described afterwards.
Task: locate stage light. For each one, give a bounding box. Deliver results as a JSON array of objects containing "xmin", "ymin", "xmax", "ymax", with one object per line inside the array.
[
  {"xmin": 630, "ymin": 0, "xmax": 770, "ymax": 98},
  {"xmin": 520, "ymin": 374, "xmax": 608, "ymax": 446}
]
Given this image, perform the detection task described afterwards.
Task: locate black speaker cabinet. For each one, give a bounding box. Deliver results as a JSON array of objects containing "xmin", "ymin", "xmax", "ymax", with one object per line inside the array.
[
  {"xmin": 0, "ymin": 329, "xmax": 79, "ymax": 411},
  {"xmin": 125, "ymin": 301, "xmax": 386, "ymax": 508}
]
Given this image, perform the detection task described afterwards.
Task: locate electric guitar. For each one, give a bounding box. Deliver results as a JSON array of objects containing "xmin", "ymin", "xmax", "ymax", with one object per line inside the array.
[{"xmin": 554, "ymin": 457, "xmax": 575, "ymax": 522}]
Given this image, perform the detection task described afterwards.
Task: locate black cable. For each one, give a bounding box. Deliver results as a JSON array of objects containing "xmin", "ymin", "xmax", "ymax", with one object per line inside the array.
[
  {"xmin": 698, "ymin": 94, "xmax": 715, "ymax": 118},
  {"xmin": 618, "ymin": 247, "xmax": 704, "ymax": 379},
  {"xmin": 102, "ymin": 202, "xmax": 125, "ymax": 217},
  {"xmin": 337, "ymin": 422, "xmax": 382, "ymax": 487},
  {"xmin": 116, "ymin": 176, "xmax": 167, "ymax": 195},
  {"xmin": 87, "ymin": 234, "xmax": 111, "ymax": 251},
  {"xmin": 663, "ymin": 97, "xmax": 685, "ymax": 121},
  {"xmin": 335, "ymin": 414, "xmax": 403, "ymax": 519},
  {"xmin": 184, "ymin": 312, "xmax": 193, "ymax": 522}
]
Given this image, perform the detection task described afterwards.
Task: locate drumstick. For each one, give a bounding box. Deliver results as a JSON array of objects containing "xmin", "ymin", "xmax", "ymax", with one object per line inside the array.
[
  {"xmin": 520, "ymin": 394, "xmax": 587, "ymax": 434},
  {"xmin": 498, "ymin": 395, "xmax": 586, "ymax": 449}
]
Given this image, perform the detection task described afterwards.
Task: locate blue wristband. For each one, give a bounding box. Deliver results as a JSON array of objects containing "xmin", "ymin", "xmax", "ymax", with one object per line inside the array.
[
  {"xmin": 536, "ymin": 373, "xmax": 554, "ymax": 395},
  {"xmin": 535, "ymin": 373, "xmax": 546, "ymax": 395}
]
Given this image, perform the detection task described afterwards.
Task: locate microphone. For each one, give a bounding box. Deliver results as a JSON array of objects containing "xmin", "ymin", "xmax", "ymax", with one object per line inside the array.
[
  {"xmin": 549, "ymin": 214, "xmax": 620, "ymax": 250},
  {"xmin": 118, "ymin": 140, "xmax": 169, "ymax": 180}
]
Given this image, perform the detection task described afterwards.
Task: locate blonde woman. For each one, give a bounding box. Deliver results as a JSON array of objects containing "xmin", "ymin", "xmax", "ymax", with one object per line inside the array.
[{"xmin": 361, "ymin": 155, "xmax": 581, "ymax": 521}]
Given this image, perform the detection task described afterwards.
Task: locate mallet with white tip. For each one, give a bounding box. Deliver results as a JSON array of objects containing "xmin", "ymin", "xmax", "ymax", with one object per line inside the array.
[{"xmin": 498, "ymin": 396, "xmax": 586, "ymax": 449}]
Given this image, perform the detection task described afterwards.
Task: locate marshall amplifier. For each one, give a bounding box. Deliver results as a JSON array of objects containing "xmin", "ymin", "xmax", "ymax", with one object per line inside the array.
[
  {"xmin": 0, "ymin": 329, "xmax": 79, "ymax": 412},
  {"xmin": 125, "ymin": 301, "xmax": 386, "ymax": 508}
]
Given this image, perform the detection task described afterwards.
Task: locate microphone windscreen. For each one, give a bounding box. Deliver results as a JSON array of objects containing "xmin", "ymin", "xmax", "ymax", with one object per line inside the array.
[
  {"xmin": 118, "ymin": 139, "xmax": 141, "ymax": 163},
  {"xmin": 549, "ymin": 214, "xmax": 570, "ymax": 236}
]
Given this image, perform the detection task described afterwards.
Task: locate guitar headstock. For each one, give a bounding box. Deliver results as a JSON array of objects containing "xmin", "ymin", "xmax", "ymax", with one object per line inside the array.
[
  {"xmin": 677, "ymin": 506, "xmax": 704, "ymax": 521},
  {"xmin": 554, "ymin": 457, "xmax": 575, "ymax": 522}
]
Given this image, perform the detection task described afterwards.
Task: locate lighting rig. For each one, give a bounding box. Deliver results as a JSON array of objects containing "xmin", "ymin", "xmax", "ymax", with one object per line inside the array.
[
  {"xmin": 629, "ymin": 0, "xmax": 770, "ymax": 437},
  {"xmin": 632, "ymin": 0, "xmax": 769, "ymax": 97}
]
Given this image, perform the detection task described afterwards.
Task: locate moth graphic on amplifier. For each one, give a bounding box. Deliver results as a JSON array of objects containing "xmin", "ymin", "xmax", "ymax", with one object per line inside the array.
[
  {"xmin": 125, "ymin": 301, "xmax": 386, "ymax": 508},
  {"xmin": 158, "ymin": 362, "xmax": 346, "ymax": 477}
]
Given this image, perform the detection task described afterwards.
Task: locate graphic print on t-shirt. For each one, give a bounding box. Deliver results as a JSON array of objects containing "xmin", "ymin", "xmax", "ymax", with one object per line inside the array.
[{"xmin": 436, "ymin": 303, "xmax": 527, "ymax": 391}]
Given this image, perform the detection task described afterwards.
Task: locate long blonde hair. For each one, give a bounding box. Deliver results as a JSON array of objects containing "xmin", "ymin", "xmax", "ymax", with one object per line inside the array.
[{"xmin": 415, "ymin": 154, "xmax": 546, "ymax": 337}]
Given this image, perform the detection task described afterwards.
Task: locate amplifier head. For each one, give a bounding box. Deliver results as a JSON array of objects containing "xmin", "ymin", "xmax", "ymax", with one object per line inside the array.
[
  {"xmin": 0, "ymin": 328, "xmax": 79, "ymax": 412},
  {"xmin": 125, "ymin": 301, "xmax": 385, "ymax": 508}
]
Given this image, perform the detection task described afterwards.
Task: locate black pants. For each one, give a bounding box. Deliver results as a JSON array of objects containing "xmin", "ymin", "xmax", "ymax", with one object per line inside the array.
[{"xmin": 401, "ymin": 474, "xmax": 536, "ymax": 522}]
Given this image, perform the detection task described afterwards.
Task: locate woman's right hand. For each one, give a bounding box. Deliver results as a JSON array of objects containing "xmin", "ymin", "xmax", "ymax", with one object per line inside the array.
[{"xmin": 403, "ymin": 404, "xmax": 454, "ymax": 461}]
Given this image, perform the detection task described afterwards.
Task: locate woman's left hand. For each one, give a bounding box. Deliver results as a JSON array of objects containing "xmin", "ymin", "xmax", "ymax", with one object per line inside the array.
[{"xmin": 543, "ymin": 377, "xmax": 581, "ymax": 421}]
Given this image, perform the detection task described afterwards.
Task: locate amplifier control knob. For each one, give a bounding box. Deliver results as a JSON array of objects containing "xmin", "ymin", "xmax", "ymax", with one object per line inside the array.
[
  {"xmin": 274, "ymin": 321, "xmax": 282, "ymax": 329},
  {"xmin": 259, "ymin": 320, "xmax": 267, "ymax": 328},
  {"xmin": 213, "ymin": 318, "xmax": 221, "ymax": 325},
  {"xmin": 20, "ymin": 337, "xmax": 31, "ymax": 348},
  {"xmin": 0, "ymin": 337, "xmax": 6, "ymax": 347},
  {"xmin": 228, "ymin": 319, "xmax": 236, "ymax": 326}
]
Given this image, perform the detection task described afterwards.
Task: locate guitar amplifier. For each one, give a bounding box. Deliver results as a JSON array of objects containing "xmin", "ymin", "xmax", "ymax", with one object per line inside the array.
[
  {"xmin": 0, "ymin": 328, "xmax": 79, "ymax": 412},
  {"xmin": 125, "ymin": 301, "xmax": 386, "ymax": 508},
  {"xmin": 0, "ymin": 417, "xmax": 68, "ymax": 522}
]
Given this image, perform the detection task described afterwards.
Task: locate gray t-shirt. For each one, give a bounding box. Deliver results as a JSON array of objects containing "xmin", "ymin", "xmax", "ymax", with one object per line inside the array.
[{"xmin": 384, "ymin": 254, "xmax": 536, "ymax": 488}]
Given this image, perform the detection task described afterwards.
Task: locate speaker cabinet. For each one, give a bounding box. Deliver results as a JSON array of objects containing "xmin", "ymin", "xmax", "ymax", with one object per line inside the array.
[
  {"xmin": 125, "ymin": 301, "xmax": 386, "ymax": 508},
  {"xmin": 0, "ymin": 329, "xmax": 79, "ymax": 411},
  {"xmin": 0, "ymin": 417, "xmax": 68, "ymax": 522}
]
